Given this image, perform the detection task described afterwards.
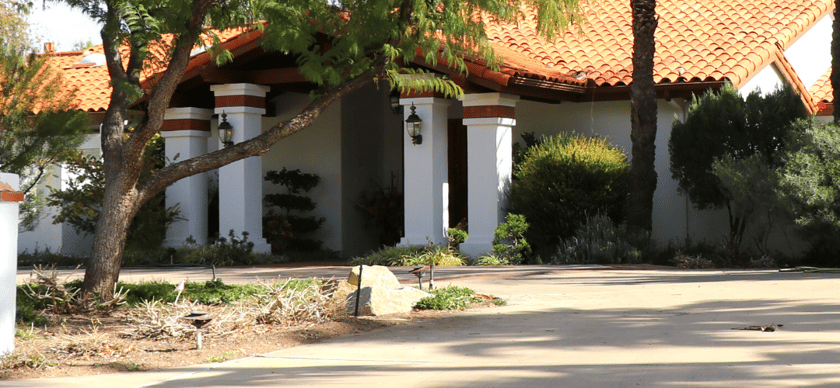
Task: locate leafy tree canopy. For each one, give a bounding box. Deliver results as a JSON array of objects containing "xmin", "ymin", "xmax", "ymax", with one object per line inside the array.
[
  {"xmin": 0, "ymin": 41, "xmax": 89, "ymax": 231},
  {"xmin": 669, "ymin": 82, "xmax": 806, "ymax": 211}
]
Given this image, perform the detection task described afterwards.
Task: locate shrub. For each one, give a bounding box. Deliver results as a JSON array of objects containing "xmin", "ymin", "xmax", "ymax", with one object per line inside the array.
[
  {"xmin": 475, "ymin": 253, "xmax": 510, "ymax": 266},
  {"xmin": 492, "ymin": 213, "xmax": 532, "ymax": 264},
  {"xmin": 263, "ymin": 168, "xmax": 326, "ymax": 252},
  {"xmin": 553, "ymin": 214, "xmax": 642, "ymax": 264},
  {"xmin": 508, "ymin": 133, "xmax": 629, "ymax": 253},
  {"xmin": 446, "ymin": 227, "xmax": 468, "ymax": 249},
  {"xmin": 175, "ymin": 230, "xmax": 274, "ymax": 266},
  {"xmin": 777, "ymin": 120, "xmax": 840, "ymax": 267},
  {"xmin": 669, "ymin": 83, "xmax": 806, "ymax": 249}
]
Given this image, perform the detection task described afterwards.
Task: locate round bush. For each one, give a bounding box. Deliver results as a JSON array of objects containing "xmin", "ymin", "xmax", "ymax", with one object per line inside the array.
[{"xmin": 508, "ymin": 133, "xmax": 629, "ymax": 251}]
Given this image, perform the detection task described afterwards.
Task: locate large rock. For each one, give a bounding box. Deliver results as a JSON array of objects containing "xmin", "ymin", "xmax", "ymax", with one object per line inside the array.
[
  {"xmin": 345, "ymin": 265, "xmax": 430, "ymax": 316},
  {"xmin": 347, "ymin": 286, "xmax": 430, "ymax": 316},
  {"xmin": 347, "ymin": 265, "xmax": 401, "ymax": 289}
]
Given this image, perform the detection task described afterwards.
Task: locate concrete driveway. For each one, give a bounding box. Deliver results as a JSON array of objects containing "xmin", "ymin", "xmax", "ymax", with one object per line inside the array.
[{"xmin": 7, "ymin": 268, "xmax": 840, "ymax": 388}]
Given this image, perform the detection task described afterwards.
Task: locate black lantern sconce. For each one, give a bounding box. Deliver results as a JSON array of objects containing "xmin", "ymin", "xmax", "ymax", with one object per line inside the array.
[
  {"xmin": 405, "ymin": 103, "xmax": 422, "ymax": 145},
  {"xmin": 218, "ymin": 111, "xmax": 234, "ymax": 148}
]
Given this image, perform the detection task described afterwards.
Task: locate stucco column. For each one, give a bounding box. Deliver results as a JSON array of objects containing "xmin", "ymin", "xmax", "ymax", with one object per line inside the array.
[
  {"xmin": 459, "ymin": 93, "xmax": 519, "ymax": 258},
  {"xmin": 399, "ymin": 96, "xmax": 452, "ymax": 246},
  {"xmin": 210, "ymin": 83, "xmax": 272, "ymax": 253},
  {"xmin": 161, "ymin": 107, "xmax": 212, "ymax": 247},
  {"xmin": 0, "ymin": 173, "xmax": 23, "ymax": 355}
]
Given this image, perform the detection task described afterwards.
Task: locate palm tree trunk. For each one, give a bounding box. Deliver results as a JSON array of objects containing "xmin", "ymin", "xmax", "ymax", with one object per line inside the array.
[{"xmin": 628, "ymin": 0, "xmax": 658, "ymax": 231}]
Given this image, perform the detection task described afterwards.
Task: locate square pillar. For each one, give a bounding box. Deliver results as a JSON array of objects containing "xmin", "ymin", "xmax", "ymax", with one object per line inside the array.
[
  {"xmin": 161, "ymin": 108, "xmax": 212, "ymax": 247},
  {"xmin": 458, "ymin": 93, "xmax": 519, "ymax": 258},
  {"xmin": 0, "ymin": 173, "xmax": 23, "ymax": 355},
  {"xmin": 399, "ymin": 97, "xmax": 452, "ymax": 246},
  {"xmin": 211, "ymin": 83, "xmax": 272, "ymax": 254}
]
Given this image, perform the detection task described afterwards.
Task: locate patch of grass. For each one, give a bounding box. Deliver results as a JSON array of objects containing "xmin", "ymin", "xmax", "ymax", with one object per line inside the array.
[
  {"xmin": 414, "ymin": 286, "xmax": 482, "ymax": 310},
  {"xmin": 182, "ymin": 279, "xmax": 266, "ymax": 305},
  {"xmin": 119, "ymin": 281, "xmax": 176, "ymax": 306},
  {"xmin": 205, "ymin": 351, "xmax": 237, "ymax": 363}
]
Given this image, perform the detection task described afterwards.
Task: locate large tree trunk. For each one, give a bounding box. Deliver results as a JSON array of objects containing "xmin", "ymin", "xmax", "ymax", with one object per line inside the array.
[
  {"xmin": 832, "ymin": 0, "xmax": 840, "ymax": 124},
  {"xmin": 627, "ymin": 0, "xmax": 658, "ymax": 231}
]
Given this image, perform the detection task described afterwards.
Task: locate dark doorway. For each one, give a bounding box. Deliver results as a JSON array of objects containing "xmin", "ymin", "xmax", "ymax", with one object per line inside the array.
[{"xmin": 448, "ymin": 119, "xmax": 467, "ymax": 229}]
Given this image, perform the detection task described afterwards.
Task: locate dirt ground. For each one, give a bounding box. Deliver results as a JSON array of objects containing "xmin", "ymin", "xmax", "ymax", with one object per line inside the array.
[{"xmin": 2, "ymin": 307, "xmax": 455, "ymax": 381}]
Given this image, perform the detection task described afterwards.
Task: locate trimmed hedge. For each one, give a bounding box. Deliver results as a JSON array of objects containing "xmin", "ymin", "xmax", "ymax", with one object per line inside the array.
[{"xmin": 508, "ymin": 133, "xmax": 629, "ymax": 252}]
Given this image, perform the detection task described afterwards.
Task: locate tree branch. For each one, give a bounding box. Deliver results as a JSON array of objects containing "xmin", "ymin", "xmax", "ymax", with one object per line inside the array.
[{"xmin": 136, "ymin": 68, "xmax": 379, "ymax": 204}]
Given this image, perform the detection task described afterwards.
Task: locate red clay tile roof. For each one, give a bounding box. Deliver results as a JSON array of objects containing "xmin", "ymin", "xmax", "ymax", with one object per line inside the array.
[
  {"xmin": 46, "ymin": 27, "xmax": 257, "ymax": 112},
  {"xmin": 810, "ymin": 68, "xmax": 833, "ymax": 116},
  {"xmin": 52, "ymin": 0, "xmax": 832, "ymax": 111},
  {"xmin": 484, "ymin": 0, "xmax": 832, "ymax": 90}
]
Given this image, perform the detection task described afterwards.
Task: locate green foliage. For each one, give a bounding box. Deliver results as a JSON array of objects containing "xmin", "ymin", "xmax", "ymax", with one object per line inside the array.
[
  {"xmin": 264, "ymin": 168, "xmax": 326, "ymax": 252},
  {"xmin": 119, "ymin": 281, "xmax": 176, "ymax": 306},
  {"xmin": 16, "ymin": 285, "xmax": 50, "ymax": 326},
  {"xmin": 712, "ymin": 153, "xmax": 787, "ymax": 260},
  {"xmin": 553, "ymin": 214, "xmax": 644, "ymax": 264},
  {"xmin": 492, "ymin": 214, "xmax": 532, "ymax": 264},
  {"xmin": 508, "ymin": 133, "xmax": 629, "ymax": 252},
  {"xmin": 512, "ymin": 132, "xmax": 542, "ymax": 180},
  {"xmin": 447, "ymin": 228, "xmax": 468, "ymax": 249},
  {"xmin": 0, "ymin": 44, "xmax": 89, "ymax": 231},
  {"xmin": 351, "ymin": 244, "xmax": 465, "ymax": 266},
  {"xmin": 416, "ymin": 245, "xmax": 466, "ymax": 266},
  {"xmin": 351, "ymin": 246, "xmax": 425, "ymax": 266},
  {"xmin": 475, "ymin": 253, "xmax": 510, "ymax": 266},
  {"xmin": 181, "ymin": 279, "xmax": 266, "ymax": 305},
  {"xmin": 175, "ymin": 230, "xmax": 271, "ymax": 267},
  {"xmin": 414, "ymin": 286, "xmax": 481, "ymax": 310},
  {"xmin": 356, "ymin": 173, "xmax": 404, "ymax": 246},
  {"xmin": 777, "ymin": 120, "xmax": 840, "ymax": 267},
  {"xmin": 47, "ymin": 135, "xmax": 181, "ymax": 252},
  {"xmin": 17, "ymin": 246, "xmax": 84, "ymax": 267},
  {"xmin": 669, "ymin": 83, "xmax": 806, "ymax": 247}
]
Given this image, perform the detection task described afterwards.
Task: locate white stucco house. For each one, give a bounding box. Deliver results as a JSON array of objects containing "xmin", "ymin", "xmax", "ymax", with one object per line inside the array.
[{"xmin": 18, "ymin": 0, "xmax": 834, "ymax": 259}]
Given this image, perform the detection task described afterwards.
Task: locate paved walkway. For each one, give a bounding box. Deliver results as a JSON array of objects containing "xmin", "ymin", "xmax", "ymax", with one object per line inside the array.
[{"xmin": 6, "ymin": 267, "xmax": 840, "ymax": 387}]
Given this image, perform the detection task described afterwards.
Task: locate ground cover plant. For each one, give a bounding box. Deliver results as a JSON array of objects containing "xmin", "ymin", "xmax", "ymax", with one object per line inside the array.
[{"xmin": 415, "ymin": 286, "xmax": 491, "ymax": 310}]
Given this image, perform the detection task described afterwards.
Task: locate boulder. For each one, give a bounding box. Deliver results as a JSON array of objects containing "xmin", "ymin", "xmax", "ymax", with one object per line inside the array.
[
  {"xmin": 348, "ymin": 286, "xmax": 430, "ymax": 316},
  {"xmin": 347, "ymin": 265, "xmax": 401, "ymax": 289}
]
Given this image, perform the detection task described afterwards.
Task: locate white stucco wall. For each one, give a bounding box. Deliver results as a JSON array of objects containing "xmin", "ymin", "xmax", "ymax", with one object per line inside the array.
[
  {"xmin": 740, "ymin": 63, "xmax": 784, "ymax": 97},
  {"xmin": 785, "ymin": 14, "xmax": 833, "ymax": 89},
  {"xmin": 262, "ymin": 93, "xmax": 344, "ymax": 253}
]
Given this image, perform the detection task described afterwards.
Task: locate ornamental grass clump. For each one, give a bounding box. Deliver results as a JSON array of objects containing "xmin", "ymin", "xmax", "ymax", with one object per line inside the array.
[{"xmin": 508, "ymin": 133, "xmax": 629, "ymax": 254}]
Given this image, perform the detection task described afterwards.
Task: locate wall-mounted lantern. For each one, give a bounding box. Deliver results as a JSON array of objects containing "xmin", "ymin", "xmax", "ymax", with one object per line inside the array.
[
  {"xmin": 405, "ymin": 103, "xmax": 422, "ymax": 145},
  {"xmin": 218, "ymin": 111, "xmax": 233, "ymax": 148}
]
